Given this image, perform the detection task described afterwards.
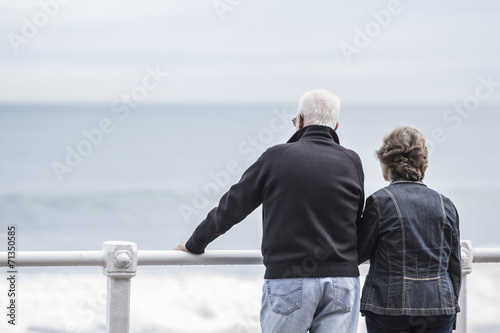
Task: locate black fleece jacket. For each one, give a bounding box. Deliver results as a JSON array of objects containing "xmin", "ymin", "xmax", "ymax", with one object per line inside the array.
[{"xmin": 186, "ymin": 125, "xmax": 365, "ymax": 279}]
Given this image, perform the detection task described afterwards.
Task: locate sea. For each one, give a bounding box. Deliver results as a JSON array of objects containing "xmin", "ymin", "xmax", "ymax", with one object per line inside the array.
[{"xmin": 0, "ymin": 103, "xmax": 499, "ymax": 332}]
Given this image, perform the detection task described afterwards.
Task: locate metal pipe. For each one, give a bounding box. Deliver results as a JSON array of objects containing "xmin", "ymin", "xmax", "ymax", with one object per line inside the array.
[
  {"xmin": 457, "ymin": 240, "xmax": 473, "ymax": 333},
  {"xmin": 103, "ymin": 242, "xmax": 137, "ymax": 333},
  {"xmin": 0, "ymin": 250, "xmax": 264, "ymax": 267},
  {"xmin": 0, "ymin": 251, "xmax": 105, "ymax": 267},
  {"xmin": 457, "ymin": 274, "xmax": 468, "ymax": 333},
  {"xmin": 137, "ymin": 250, "xmax": 263, "ymax": 266},
  {"xmin": 5, "ymin": 247, "xmax": 499, "ymax": 268},
  {"xmin": 473, "ymin": 248, "xmax": 500, "ymax": 263},
  {"xmin": 106, "ymin": 277, "xmax": 132, "ymax": 333}
]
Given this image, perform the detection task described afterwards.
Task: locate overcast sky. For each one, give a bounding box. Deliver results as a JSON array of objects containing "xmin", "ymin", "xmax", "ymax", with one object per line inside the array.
[{"xmin": 1, "ymin": 0, "xmax": 499, "ymax": 104}]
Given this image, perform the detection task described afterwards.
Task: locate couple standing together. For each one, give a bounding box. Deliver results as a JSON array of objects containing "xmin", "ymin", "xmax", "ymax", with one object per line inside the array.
[{"xmin": 175, "ymin": 90, "xmax": 461, "ymax": 333}]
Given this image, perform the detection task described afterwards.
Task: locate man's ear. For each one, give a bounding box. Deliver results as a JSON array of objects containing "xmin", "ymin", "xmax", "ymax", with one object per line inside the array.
[
  {"xmin": 298, "ymin": 113, "xmax": 305, "ymax": 130},
  {"xmin": 334, "ymin": 121, "xmax": 340, "ymax": 131}
]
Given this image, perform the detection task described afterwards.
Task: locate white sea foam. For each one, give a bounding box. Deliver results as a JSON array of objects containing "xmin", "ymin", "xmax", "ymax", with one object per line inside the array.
[{"xmin": 1, "ymin": 265, "xmax": 499, "ymax": 333}]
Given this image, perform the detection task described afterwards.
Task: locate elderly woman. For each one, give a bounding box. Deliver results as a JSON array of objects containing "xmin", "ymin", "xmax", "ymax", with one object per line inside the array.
[{"xmin": 357, "ymin": 126, "xmax": 461, "ymax": 333}]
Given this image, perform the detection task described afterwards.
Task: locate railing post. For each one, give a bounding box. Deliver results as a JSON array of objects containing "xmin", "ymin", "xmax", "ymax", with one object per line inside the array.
[
  {"xmin": 457, "ymin": 240, "xmax": 473, "ymax": 333},
  {"xmin": 102, "ymin": 241, "xmax": 138, "ymax": 333}
]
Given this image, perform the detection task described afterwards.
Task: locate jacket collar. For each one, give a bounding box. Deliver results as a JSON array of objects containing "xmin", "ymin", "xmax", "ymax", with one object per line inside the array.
[
  {"xmin": 287, "ymin": 125, "xmax": 340, "ymax": 144},
  {"xmin": 390, "ymin": 178, "xmax": 427, "ymax": 187}
]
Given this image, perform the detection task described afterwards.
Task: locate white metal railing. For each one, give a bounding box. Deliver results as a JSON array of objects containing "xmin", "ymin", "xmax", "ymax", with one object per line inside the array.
[{"xmin": 1, "ymin": 240, "xmax": 499, "ymax": 333}]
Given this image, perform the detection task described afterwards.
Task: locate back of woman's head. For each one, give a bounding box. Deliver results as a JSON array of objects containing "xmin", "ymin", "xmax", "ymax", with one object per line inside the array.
[{"xmin": 376, "ymin": 126, "xmax": 429, "ymax": 181}]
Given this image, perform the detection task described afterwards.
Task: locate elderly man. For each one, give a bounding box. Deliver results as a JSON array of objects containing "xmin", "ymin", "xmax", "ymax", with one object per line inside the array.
[{"xmin": 176, "ymin": 89, "xmax": 365, "ymax": 332}]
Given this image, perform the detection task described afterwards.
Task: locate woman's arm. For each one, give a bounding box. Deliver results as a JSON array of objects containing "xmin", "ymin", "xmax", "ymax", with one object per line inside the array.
[{"xmin": 357, "ymin": 194, "xmax": 381, "ymax": 264}]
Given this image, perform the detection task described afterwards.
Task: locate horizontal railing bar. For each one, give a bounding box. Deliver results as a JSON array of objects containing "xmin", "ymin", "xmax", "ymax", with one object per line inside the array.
[
  {"xmin": 1, "ymin": 247, "xmax": 500, "ymax": 268},
  {"xmin": 473, "ymin": 248, "xmax": 500, "ymax": 263},
  {"xmin": 0, "ymin": 250, "xmax": 264, "ymax": 267},
  {"xmin": 0, "ymin": 251, "xmax": 105, "ymax": 267},
  {"xmin": 137, "ymin": 250, "xmax": 263, "ymax": 266}
]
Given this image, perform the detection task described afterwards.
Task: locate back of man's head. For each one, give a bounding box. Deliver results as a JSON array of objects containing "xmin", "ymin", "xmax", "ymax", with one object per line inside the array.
[{"xmin": 297, "ymin": 89, "xmax": 340, "ymax": 130}]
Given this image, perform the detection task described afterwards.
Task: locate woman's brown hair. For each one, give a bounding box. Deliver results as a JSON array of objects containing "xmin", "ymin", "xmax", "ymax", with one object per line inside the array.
[{"xmin": 376, "ymin": 126, "xmax": 429, "ymax": 181}]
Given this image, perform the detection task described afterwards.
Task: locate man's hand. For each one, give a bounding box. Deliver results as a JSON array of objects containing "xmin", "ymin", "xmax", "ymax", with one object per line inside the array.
[{"xmin": 174, "ymin": 240, "xmax": 191, "ymax": 253}]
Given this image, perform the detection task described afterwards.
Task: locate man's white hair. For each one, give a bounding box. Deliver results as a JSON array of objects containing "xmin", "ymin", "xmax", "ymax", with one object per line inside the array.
[{"xmin": 297, "ymin": 89, "xmax": 340, "ymax": 129}]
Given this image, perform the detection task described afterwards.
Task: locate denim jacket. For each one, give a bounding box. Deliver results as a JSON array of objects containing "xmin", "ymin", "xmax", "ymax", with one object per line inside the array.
[{"xmin": 357, "ymin": 179, "xmax": 461, "ymax": 316}]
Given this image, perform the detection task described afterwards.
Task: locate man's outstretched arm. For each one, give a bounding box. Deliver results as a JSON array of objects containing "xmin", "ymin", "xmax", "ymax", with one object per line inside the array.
[{"xmin": 174, "ymin": 147, "xmax": 278, "ymax": 254}]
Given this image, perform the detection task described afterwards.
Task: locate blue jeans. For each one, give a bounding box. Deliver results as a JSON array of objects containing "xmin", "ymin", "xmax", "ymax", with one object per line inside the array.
[
  {"xmin": 365, "ymin": 312, "xmax": 456, "ymax": 333},
  {"xmin": 260, "ymin": 277, "xmax": 360, "ymax": 333}
]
